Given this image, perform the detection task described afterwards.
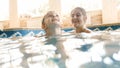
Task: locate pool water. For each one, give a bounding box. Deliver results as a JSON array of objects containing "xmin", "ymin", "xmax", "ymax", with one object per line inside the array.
[{"xmin": 0, "ymin": 30, "xmax": 120, "ymax": 68}]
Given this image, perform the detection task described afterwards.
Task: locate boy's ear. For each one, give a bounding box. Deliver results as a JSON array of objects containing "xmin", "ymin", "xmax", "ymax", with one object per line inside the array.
[{"xmin": 42, "ymin": 17, "xmax": 46, "ymax": 29}]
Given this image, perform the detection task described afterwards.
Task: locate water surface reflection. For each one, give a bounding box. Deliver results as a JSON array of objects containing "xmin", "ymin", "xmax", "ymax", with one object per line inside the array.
[{"xmin": 0, "ymin": 31, "xmax": 120, "ymax": 68}]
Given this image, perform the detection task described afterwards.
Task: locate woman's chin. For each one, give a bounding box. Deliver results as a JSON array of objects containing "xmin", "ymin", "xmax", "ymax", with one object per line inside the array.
[{"xmin": 74, "ymin": 24, "xmax": 83, "ymax": 28}]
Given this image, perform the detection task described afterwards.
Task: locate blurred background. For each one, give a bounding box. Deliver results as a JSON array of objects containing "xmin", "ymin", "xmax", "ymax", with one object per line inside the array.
[{"xmin": 0, "ymin": 0, "xmax": 120, "ymax": 29}]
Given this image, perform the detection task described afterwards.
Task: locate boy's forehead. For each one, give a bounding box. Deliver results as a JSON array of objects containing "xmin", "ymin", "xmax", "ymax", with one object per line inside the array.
[
  {"xmin": 44, "ymin": 12, "xmax": 58, "ymax": 18},
  {"xmin": 47, "ymin": 11, "xmax": 58, "ymax": 15}
]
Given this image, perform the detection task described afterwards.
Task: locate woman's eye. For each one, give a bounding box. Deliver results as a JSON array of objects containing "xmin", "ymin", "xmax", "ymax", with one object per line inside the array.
[
  {"xmin": 76, "ymin": 14, "xmax": 81, "ymax": 17},
  {"xmin": 48, "ymin": 15, "xmax": 53, "ymax": 17}
]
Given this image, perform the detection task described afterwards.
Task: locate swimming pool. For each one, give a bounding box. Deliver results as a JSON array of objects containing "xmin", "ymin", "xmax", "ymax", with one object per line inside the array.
[
  {"xmin": 0, "ymin": 25, "xmax": 120, "ymax": 68},
  {"xmin": 0, "ymin": 24, "xmax": 120, "ymax": 38}
]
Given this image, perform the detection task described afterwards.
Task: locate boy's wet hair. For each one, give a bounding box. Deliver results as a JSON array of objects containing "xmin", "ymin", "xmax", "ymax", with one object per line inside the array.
[
  {"xmin": 71, "ymin": 7, "xmax": 86, "ymax": 16},
  {"xmin": 41, "ymin": 11, "xmax": 54, "ymax": 29},
  {"xmin": 42, "ymin": 16, "xmax": 46, "ymax": 29}
]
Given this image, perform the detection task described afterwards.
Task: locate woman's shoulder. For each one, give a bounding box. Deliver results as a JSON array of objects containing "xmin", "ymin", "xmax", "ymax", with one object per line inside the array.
[{"xmin": 84, "ymin": 28, "xmax": 92, "ymax": 33}]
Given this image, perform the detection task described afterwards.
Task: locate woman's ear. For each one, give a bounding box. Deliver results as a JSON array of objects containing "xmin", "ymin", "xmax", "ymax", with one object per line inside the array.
[{"xmin": 84, "ymin": 16, "xmax": 87, "ymax": 22}]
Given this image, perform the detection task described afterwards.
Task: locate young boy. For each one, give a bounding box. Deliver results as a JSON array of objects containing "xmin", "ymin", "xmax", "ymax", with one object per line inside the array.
[
  {"xmin": 71, "ymin": 7, "xmax": 92, "ymax": 33},
  {"xmin": 42, "ymin": 11, "xmax": 68, "ymax": 68},
  {"xmin": 42, "ymin": 11, "xmax": 62, "ymax": 38}
]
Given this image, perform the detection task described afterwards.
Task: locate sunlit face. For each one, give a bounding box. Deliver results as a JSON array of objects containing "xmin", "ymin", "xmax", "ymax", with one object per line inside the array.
[
  {"xmin": 42, "ymin": 11, "xmax": 61, "ymax": 29},
  {"xmin": 71, "ymin": 8, "xmax": 87, "ymax": 28},
  {"xmin": 44, "ymin": 11, "xmax": 60, "ymax": 25},
  {"xmin": 42, "ymin": 11, "xmax": 61, "ymax": 37}
]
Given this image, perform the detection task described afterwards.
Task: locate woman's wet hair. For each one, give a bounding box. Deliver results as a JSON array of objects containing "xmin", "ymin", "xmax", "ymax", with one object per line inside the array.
[{"xmin": 71, "ymin": 7, "xmax": 86, "ymax": 16}]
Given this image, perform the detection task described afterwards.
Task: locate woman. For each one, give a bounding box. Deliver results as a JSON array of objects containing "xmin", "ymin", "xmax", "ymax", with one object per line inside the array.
[{"xmin": 71, "ymin": 7, "xmax": 92, "ymax": 33}]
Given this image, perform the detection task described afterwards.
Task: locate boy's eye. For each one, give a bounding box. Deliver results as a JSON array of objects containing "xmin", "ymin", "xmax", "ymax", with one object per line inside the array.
[
  {"xmin": 71, "ymin": 14, "xmax": 74, "ymax": 17},
  {"xmin": 56, "ymin": 15, "xmax": 58, "ymax": 17},
  {"xmin": 48, "ymin": 14, "xmax": 58, "ymax": 17}
]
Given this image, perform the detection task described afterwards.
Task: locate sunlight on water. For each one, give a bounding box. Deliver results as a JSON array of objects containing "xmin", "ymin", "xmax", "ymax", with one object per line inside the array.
[
  {"xmin": 103, "ymin": 57, "xmax": 113, "ymax": 64},
  {"xmin": 0, "ymin": 31, "xmax": 120, "ymax": 68}
]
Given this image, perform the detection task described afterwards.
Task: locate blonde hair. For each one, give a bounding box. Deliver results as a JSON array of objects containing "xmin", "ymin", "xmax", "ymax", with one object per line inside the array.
[{"xmin": 71, "ymin": 7, "xmax": 86, "ymax": 16}]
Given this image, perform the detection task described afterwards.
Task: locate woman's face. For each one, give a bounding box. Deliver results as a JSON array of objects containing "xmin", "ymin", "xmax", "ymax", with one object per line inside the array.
[{"xmin": 71, "ymin": 9, "xmax": 86, "ymax": 28}]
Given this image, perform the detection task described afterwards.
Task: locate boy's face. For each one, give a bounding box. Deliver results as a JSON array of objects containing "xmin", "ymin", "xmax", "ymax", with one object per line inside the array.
[
  {"xmin": 71, "ymin": 9, "xmax": 86, "ymax": 28},
  {"xmin": 44, "ymin": 11, "xmax": 60, "ymax": 25},
  {"xmin": 43, "ymin": 11, "xmax": 61, "ymax": 36}
]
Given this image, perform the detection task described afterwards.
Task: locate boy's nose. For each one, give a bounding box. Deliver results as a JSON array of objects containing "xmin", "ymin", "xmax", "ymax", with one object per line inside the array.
[{"xmin": 53, "ymin": 16, "xmax": 57, "ymax": 18}]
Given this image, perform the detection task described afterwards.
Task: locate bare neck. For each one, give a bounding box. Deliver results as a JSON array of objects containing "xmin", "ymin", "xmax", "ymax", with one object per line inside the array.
[
  {"xmin": 45, "ymin": 26, "xmax": 62, "ymax": 38},
  {"xmin": 75, "ymin": 25, "xmax": 86, "ymax": 33}
]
